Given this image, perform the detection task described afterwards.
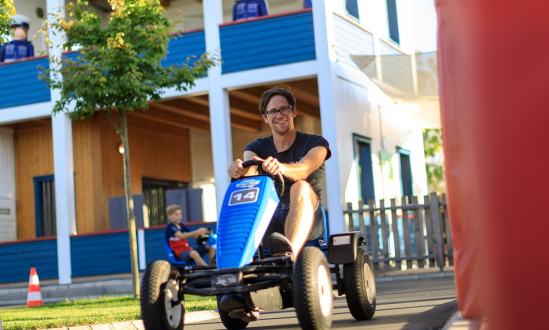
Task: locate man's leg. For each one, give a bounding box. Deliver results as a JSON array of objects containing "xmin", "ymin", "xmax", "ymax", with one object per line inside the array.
[{"xmin": 284, "ymin": 180, "xmax": 317, "ymax": 256}]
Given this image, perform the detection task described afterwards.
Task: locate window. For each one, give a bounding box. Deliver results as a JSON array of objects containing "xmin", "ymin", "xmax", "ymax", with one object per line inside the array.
[
  {"xmin": 386, "ymin": 0, "xmax": 400, "ymax": 44},
  {"xmin": 142, "ymin": 178, "xmax": 187, "ymax": 226},
  {"xmin": 346, "ymin": 0, "xmax": 360, "ymax": 20},
  {"xmin": 397, "ymin": 147, "xmax": 413, "ymax": 200},
  {"xmin": 354, "ymin": 135, "xmax": 375, "ymax": 203},
  {"xmin": 34, "ymin": 175, "xmax": 56, "ymax": 237}
]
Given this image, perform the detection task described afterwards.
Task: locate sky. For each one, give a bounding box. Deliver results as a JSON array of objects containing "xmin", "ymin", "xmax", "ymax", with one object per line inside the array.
[{"xmin": 411, "ymin": 0, "xmax": 438, "ymax": 52}]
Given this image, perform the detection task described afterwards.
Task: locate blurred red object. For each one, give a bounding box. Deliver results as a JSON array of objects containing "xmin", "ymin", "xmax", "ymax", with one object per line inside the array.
[{"xmin": 436, "ymin": 0, "xmax": 549, "ymax": 328}]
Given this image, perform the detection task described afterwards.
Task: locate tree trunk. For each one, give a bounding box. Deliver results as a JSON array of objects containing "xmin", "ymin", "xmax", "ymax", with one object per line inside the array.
[{"xmin": 119, "ymin": 111, "xmax": 140, "ymax": 298}]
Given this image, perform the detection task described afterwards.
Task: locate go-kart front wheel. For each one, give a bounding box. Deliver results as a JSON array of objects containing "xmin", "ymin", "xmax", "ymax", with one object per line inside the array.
[
  {"xmin": 140, "ymin": 260, "xmax": 185, "ymax": 330},
  {"xmin": 343, "ymin": 248, "xmax": 376, "ymax": 320},
  {"xmin": 216, "ymin": 295, "xmax": 249, "ymax": 330},
  {"xmin": 292, "ymin": 246, "xmax": 333, "ymax": 330}
]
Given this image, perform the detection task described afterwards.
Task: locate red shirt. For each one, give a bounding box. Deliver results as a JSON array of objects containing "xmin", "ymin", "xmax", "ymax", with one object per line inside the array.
[{"xmin": 166, "ymin": 222, "xmax": 193, "ymax": 256}]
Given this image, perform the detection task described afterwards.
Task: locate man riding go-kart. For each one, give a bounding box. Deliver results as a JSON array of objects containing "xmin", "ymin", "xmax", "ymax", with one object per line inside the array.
[{"xmin": 140, "ymin": 88, "xmax": 376, "ymax": 330}]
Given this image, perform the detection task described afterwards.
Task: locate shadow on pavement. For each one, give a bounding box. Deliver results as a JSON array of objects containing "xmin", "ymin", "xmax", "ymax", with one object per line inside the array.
[{"xmin": 402, "ymin": 300, "xmax": 458, "ymax": 330}]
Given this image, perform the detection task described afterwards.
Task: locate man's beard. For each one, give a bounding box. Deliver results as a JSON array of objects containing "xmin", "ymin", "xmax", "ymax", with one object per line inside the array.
[{"xmin": 273, "ymin": 125, "xmax": 290, "ymax": 134}]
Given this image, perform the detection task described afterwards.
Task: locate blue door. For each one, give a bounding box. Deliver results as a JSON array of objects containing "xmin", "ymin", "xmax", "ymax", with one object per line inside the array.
[
  {"xmin": 357, "ymin": 140, "xmax": 375, "ymax": 203},
  {"xmin": 346, "ymin": 0, "xmax": 359, "ymax": 19},
  {"xmin": 34, "ymin": 175, "xmax": 56, "ymax": 237},
  {"xmin": 386, "ymin": 0, "xmax": 400, "ymax": 44},
  {"xmin": 398, "ymin": 148, "xmax": 413, "ymax": 200}
]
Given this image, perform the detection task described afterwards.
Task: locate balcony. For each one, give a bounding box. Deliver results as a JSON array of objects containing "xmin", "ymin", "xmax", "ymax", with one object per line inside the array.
[
  {"xmin": 0, "ymin": 9, "xmax": 316, "ymax": 112},
  {"xmin": 0, "ymin": 56, "xmax": 51, "ymax": 109},
  {"xmin": 220, "ymin": 9, "xmax": 315, "ymax": 74}
]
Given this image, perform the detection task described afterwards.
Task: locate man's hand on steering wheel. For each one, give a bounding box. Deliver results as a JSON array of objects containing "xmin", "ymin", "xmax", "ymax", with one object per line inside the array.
[
  {"xmin": 253, "ymin": 156, "xmax": 286, "ymax": 176},
  {"xmin": 228, "ymin": 159, "xmax": 248, "ymax": 179}
]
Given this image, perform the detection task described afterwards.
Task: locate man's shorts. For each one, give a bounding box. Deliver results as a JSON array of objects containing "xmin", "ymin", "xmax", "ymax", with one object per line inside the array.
[
  {"xmin": 262, "ymin": 196, "xmax": 325, "ymax": 245},
  {"xmin": 176, "ymin": 245, "xmax": 208, "ymax": 262}
]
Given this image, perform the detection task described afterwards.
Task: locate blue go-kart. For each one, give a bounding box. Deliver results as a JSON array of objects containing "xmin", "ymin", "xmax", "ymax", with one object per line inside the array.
[{"xmin": 140, "ymin": 160, "xmax": 376, "ymax": 330}]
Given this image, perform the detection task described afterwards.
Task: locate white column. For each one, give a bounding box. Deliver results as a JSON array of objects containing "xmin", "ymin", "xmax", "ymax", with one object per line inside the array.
[
  {"xmin": 51, "ymin": 113, "xmax": 76, "ymax": 285},
  {"xmin": 137, "ymin": 229, "xmax": 146, "ymax": 270},
  {"xmin": 47, "ymin": 0, "xmax": 75, "ymax": 285},
  {"xmin": 313, "ymin": 0, "xmax": 346, "ymax": 234},
  {"xmin": 203, "ymin": 0, "xmax": 233, "ymax": 211},
  {"xmin": 0, "ymin": 128, "xmax": 17, "ymax": 242}
]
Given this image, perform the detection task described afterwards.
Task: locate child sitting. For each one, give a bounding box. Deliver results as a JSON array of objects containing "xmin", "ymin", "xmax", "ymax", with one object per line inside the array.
[{"xmin": 165, "ymin": 204, "xmax": 215, "ymax": 266}]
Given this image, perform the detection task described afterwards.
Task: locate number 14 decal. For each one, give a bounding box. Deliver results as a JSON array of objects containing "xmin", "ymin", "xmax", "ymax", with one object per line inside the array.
[
  {"xmin": 234, "ymin": 191, "xmax": 256, "ymax": 201},
  {"xmin": 229, "ymin": 188, "xmax": 259, "ymax": 205}
]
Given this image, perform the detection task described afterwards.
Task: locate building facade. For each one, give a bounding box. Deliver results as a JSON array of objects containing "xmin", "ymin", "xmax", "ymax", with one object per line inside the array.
[{"xmin": 0, "ymin": 0, "xmax": 436, "ymax": 283}]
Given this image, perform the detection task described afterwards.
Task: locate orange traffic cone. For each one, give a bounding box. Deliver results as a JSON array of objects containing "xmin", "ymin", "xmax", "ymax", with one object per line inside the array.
[{"xmin": 27, "ymin": 267, "xmax": 43, "ymax": 307}]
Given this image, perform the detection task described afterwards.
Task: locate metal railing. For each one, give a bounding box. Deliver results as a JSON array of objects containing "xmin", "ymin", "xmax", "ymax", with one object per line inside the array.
[{"xmin": 344, "ymin": 192, "xmax": 453, "ymax": 271}]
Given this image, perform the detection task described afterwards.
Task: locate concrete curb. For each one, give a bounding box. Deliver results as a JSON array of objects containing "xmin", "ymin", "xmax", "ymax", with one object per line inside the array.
[
  {"xmin": 38, "ymin": 310, "xmax": 220, "ymax": 330},
  {"xmin": 375, "ymin": 271, "xmax": 454, "ymax": 283},
  {"xmin": 442, "ymin": 311, "xmax": 483, "ymax": 330},
  {"xmin": 0, "ymin": 279, "xmax": 133, "ymax": 295}
]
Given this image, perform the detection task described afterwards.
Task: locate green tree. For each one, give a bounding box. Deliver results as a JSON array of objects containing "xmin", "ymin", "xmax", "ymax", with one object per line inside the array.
[
  {"xmin": 42, "ymin": 0, "xmax": 216, "ymax": 297},
  {"xmin": 0, "ymin": 0, "xmax": 15, "ymax": 44},
  {"xmin": 423, "ymin": 128, "xmax": 446, "ymax": 195}
]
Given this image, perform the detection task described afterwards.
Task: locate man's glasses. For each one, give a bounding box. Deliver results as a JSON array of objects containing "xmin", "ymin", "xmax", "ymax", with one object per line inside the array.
[{"xmin": 264, "ymin": 106, "xmax": 294, "ymax": 118}]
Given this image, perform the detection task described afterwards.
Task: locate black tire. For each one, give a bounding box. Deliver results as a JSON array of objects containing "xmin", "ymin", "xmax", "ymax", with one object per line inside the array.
[
  {"xmin": 216, "ymin": 295, "xmax": 249, "ymax": 330},
  {"xmin": 141, "ymin": 260, "xmax": 185, "ymax": 330},
  {"xmin": 343, "ymin": 248, "xmax": 376, "ymax": 320},
  {"xmin": 292, "ymin": 246, "xmax": 333, "ymax": 330}
]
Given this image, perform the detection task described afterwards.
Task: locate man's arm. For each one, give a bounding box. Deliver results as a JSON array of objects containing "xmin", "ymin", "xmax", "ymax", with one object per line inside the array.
[
  {"xmin": 228, "ymin": 150, "xmax": 260, "ymax": 179},
  {"xmin": 256, "ymin": 146, "xmax": 328, "ymax": 181}
]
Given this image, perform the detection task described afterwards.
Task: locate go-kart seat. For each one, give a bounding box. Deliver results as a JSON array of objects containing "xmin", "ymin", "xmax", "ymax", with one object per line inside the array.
[
  {"xmin": 261, "ymin": 206, "xmax": 329, "ymax": 257},
  {"xmin": 304, "ymin": 206, "xmax": 329, "ymax": 250},
  {"xmin": 164, "ymin": 236, "xmax": 194, "ymax": 266}
]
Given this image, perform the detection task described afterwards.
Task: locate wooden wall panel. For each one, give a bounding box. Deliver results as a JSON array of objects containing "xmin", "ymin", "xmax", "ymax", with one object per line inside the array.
[
  {"xmin": 14, "ymin": 123, "xmax": 54, "ymax": 239},
  {"xmin": 14, "ymin": 111, "xmax": 192, "ymax": 239},
  {"xmin": 99, "ymin": 113, "xmax": 192, "ymax": 228},
  {"xmin": 72, "ymin": 118, "xmax": 106, "ymax": 234}
]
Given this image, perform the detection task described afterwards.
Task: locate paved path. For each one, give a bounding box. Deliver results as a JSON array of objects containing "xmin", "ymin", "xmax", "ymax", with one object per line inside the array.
[
  {"xmin": 0, "ymin": 270, "xmax": 457, "ymax": 329},
  {"xmin": 0, "ymin": 268, "xmax": 454, "ymax": 307},
  {"xmin": 184, "ymin": 277, "xmax": 457, "ymax": 330}
]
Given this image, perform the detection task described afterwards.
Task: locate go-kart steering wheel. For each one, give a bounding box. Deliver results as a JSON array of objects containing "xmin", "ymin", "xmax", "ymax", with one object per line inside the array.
[{"xmin": 236, "ymin": 159, "xmax": 285, "ymax": 198}]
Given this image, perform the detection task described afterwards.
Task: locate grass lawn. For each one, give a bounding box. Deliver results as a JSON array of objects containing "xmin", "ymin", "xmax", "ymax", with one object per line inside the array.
[{"xmin": 0, "ymin": 295, "xmax": 217, "ymax": 330}]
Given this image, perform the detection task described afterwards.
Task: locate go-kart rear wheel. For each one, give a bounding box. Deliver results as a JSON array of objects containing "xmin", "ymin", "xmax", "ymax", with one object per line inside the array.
[
  {"xmin": 292, "ymin": 246, "xmax": 333, "ymax": 330},
  {"xmin": 140, "ymin": 260, "xmax": 185, "ymax": 330},
  {"xmin": 343, "ymin": 248, "xmax": 376, "ymax": 320},
  {"xmin": 216, "ymin": 295, "xmax": 249, "ymax": 330}
]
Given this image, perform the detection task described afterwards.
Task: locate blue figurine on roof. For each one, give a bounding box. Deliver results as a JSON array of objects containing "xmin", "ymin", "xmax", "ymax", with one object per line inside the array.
[
  {"xmin": 0, "ymin": 14, "xmax": 35, "ymax": 63},
  {"xmin": 232, "ymin": 0, "xmax": 269, "ymax": 21}
]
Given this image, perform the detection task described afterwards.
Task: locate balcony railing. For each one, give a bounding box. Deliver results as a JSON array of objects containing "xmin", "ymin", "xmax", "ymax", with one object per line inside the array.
[
  {"xmin": 1, "ymin": 9, "xmax": 318, "ymax": 111},
  {"xmin": 220, "ymin": 9, "xmax": 316, "ymax": 74},
  {"xmin": 164, "ymin": 29, "xmax": 206, "ymax": 67},
  {"xmin": 333, "ymin": 12, "xmax": 374, "ymax": 71},
  {"xmin": 0, "ymin": 56, "xmax": 51, "ymax": 109}
]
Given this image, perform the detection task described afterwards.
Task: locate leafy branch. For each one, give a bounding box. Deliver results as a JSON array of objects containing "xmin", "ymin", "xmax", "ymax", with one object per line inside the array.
[
  {"xmin": 423, "ymin": 128, "xmax": 446, "ymax": 194},
  {"xmin": 0, "ymin": 0, "xmax": 15, "ymax": 44}
]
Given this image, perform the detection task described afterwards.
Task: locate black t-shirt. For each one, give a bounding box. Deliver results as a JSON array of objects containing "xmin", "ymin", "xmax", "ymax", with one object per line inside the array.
[{"xmin": 244, "ymin": 131, "xmax": 331, "ymax": 204}]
